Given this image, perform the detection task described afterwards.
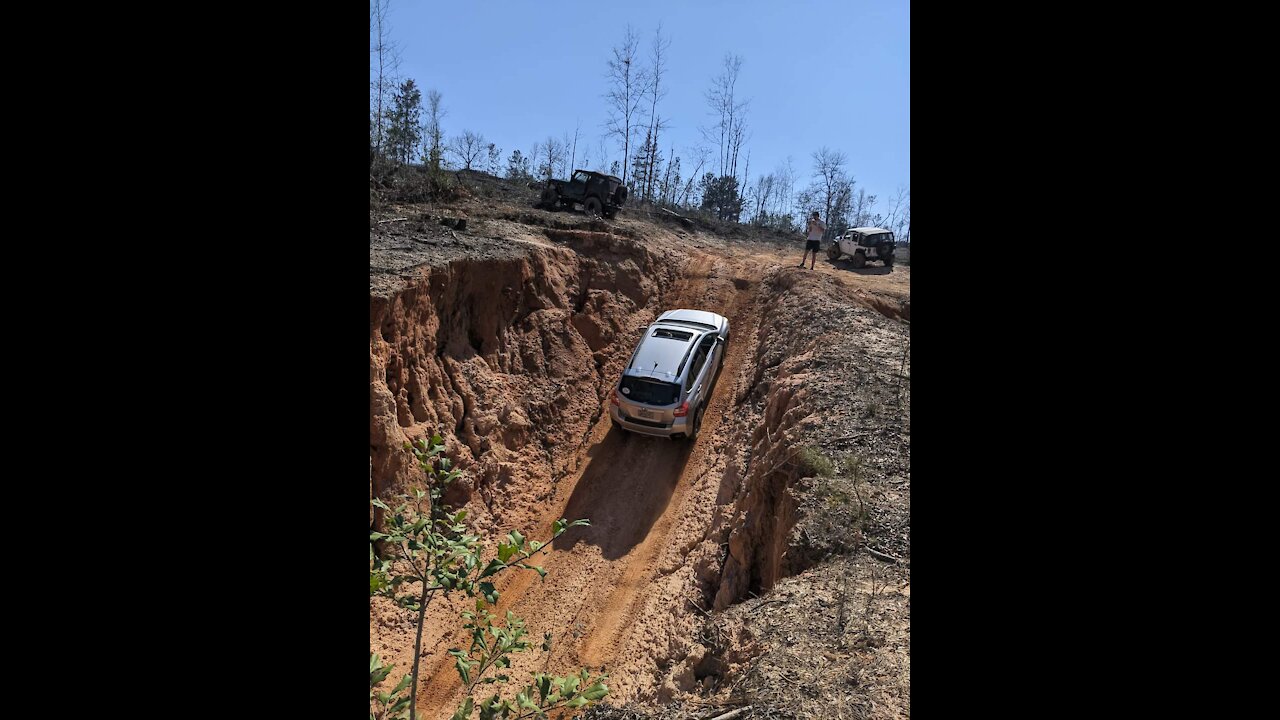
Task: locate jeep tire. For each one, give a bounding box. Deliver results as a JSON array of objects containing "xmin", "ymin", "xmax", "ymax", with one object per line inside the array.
[
  {"xmin": 584, "ymin": 196, "xmax": 603, "ymax": 217},
  {"xmin": 827, "ymin": 243, "xmax": 843, "ymax": 261},
  {"xmin": 540, "ymin": 188, "xmax": 559, "ymax": 210},
  {"xmin": 852, "ymin": 251, "xmax": 867, "ymax": 269}
]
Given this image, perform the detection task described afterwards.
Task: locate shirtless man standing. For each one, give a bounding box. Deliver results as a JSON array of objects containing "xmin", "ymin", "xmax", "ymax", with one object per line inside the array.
[{"xmin": 800, "ymin": 211, "xmax": 825, "ymax": 269}]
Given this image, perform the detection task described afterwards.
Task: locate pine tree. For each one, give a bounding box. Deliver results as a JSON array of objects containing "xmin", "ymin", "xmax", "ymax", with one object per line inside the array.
[{"xmin": 384, "ymin": 79, "xmax": 422, "ymax": 164}]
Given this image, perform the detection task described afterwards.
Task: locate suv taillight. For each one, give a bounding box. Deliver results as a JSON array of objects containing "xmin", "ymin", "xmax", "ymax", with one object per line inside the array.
[{"xmin": 673, "ymin": 401, "xmax": 689, "ymax": 417}]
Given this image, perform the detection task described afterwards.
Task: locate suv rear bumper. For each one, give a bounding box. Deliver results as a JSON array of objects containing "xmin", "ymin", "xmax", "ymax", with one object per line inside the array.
[{"xmin": 609, "ymin": 404, "xmax": 690, "ymax": 439}]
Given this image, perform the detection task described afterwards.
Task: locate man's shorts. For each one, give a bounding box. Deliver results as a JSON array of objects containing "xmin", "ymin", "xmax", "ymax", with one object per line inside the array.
[{"xmin": 806, "ymin": 239, "xmax": 821, "ymax": 252}]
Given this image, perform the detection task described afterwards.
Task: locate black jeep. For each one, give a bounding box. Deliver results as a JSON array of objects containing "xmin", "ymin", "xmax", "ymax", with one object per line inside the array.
[{"xmin": 539, "ymin": 169, "xmax": 629, "ymax": 218}]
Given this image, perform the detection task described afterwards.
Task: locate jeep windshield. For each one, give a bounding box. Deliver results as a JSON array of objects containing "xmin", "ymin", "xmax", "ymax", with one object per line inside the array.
[
  {"xmin": 620, "ymin": 377, "xmax": 680, "ymax": 406},
  {"xmin": 572, "ymin": 171, "xmax": 590, "ymax": 183}
]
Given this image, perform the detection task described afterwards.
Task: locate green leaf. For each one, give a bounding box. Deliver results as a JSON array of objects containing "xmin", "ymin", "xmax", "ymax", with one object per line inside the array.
[
  {"xmin": 451, "ymin": 697, "xmax": 473, "ymax": 720},
  {"xmin": 371, "ymin": 498, "xmax": 391, "ymax": 511},
  {"xmin": 392, "ymin": 674, "xmax": 413, "ymax": 694},
  {"xmin": 567, "ymin": 696, "xmax": 589, "ymax": 708},
  {"xmin": 455, "ymin": 656, "xmax": 472, "ymax": 685},
  {"xmin": 497, "ymin": 543, "xmax": 517, "ymax": 564},
  {"xmin": 582, "ymin": 682, "xmax": 609, "ymax": 701},
  {"xmin": 511, "ymin": 530, "xmax": 525, "ymax": 547},
  {"xmin": 516, "ymin": 563, "xmax": 547, "ymax": 579},
  {"xmin": 480, "ymin": 582, "xmax": 499, "ymax": 604}
]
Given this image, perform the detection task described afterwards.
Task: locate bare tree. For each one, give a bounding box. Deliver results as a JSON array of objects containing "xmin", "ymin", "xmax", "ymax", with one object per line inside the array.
[
  {"xmin": 596, "ymin": 138, "xmax": 610, "ymax": 173},
  {"xmin": 643, "ymin": 24, "xmax": 671, "ymax": 201},
  {"xmin": 730, "ymin": 119, "xmax": 750, "ymax": 186},
  {"xmin": 702, "ymin": 54, "xmax": 749, "ymax": 179},
  {"xmin": 882, "ymin": 185, "xmax": 910, "ymax": 234},
  {"xmin": 805, "ymin": 148, "xmax": 855, "ymax": 239},
  {"xmin": 660, "ymin": 146, "xmax": 676, "ymax": 205},
  {"xmin": 774, "ymin": 157, "xmax": 797, "ymax": 226},
  {"xmin": 560, "ymin": 131, "xmax": 573, "ymax": 178},
  {"xmin": 751, "ymin": 172, "xmax": 776, "ymax": 224},
  {"xmin": 486, "ymin": 143, "xmax": 502, "ymax": 175},
  {"xmin": 369, "ymin": 0, "xmax": 401, "ymax": 155},
  {"xmin": 536, "ymin": 136, "xmax": 565, "ymax": 179},
  {"xmin": 569, "ymin": 119, "xmax": 582, "ymax": 174},
  {"xmin": 424, "ymin": 90, "xmax": 446, "ymax": 170},
  {"xmin": 604, "ymin": 25, "xmax": 649, "ymax": 187},
  {"xmin": 850, "ymin": 188, "xmax": 878, "ymax": 228},
  {"xmin": 680, "ymin": 145, "xmax": 712, "ymax": 207},
  {"xmin": 448, "ymin": 131, "xmax": 486, "ymax": 170}
]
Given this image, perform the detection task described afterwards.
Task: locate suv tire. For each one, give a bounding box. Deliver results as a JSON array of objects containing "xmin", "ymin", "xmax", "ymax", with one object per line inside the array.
[
  {"xmin": 584, "ymin": 196, "xmax": 603, "ymax": 217},
  {"xmin": 827, "ymin": 243, "xmax": 843, "ymax": 261},
  {"xmin": 852, "ymin": 251, "xmax": 867, "ymax": 269},
  {"xmin": 687, "ymin": 407, "xmax": 704, "ymax": 441}
]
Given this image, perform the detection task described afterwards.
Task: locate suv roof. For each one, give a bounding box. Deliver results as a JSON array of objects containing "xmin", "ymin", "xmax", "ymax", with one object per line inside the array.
[
  {"xmin": 625, "ymin": 324, "xmax": 705, "ymax": 382},
  {"xmin": 846, "ymin": 227, "xmax": 893, "ymax": 235},
  {"xmin": 623, "ymin": 310, "xmax": 727, "ymax": 382},
  {"xmin": 574, "ymin": 169, "xmax": 622, "ymax": 183}
]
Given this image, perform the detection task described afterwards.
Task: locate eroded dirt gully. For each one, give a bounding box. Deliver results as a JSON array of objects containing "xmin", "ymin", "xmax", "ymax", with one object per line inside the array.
[{"xmin": 370, "ymin": 199, "xmax": 910, "ymax": 719}]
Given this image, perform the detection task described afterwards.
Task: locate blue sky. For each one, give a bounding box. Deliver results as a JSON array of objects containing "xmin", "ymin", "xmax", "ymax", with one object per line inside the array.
[{"xmin": 378, "ymin": 0, "xmax": 909, "ymax": 209}]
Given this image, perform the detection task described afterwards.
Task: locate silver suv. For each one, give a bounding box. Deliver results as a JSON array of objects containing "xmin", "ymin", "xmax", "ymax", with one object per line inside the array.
[{"xmin": 609, "ymin": 309, "xmax": 731, "ymax": 440}]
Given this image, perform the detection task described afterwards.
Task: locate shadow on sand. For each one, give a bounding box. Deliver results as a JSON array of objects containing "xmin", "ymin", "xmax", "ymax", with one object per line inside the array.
[{"xmin": 553, "ymin": 426, "xmax": 693, "ymax": 560}]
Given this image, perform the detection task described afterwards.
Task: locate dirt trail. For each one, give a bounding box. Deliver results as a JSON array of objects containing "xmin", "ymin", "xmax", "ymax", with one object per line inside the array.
[{"xmin": 416, "ymin": 250, "xmax": 759, "ymax": 715}]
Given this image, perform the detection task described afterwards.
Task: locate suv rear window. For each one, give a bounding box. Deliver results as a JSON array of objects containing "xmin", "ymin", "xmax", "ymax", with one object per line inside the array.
[
  {"xmin": 651, "ymin": 328, "xmax": 692, "ymax": 341},
  {"xmin": 620, "ymin": 377, "xmax": 680, "ymax": 406}
]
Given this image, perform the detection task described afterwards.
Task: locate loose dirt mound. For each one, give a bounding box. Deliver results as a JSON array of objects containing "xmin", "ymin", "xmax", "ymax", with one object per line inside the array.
[{"xmin": 370, "ymin": 176, "xmax": 910, "ymax": 719}]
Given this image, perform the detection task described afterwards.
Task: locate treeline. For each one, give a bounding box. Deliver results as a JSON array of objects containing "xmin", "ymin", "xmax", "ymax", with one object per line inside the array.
[{"xmin": 370, "ymin": 2, "xmax": 909, "ymax": 243}]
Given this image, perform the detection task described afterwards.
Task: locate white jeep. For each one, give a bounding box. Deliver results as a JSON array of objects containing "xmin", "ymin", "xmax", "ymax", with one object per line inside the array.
[{"xmin": 826, "ymin": 227, "xmax": 897, "ymax": 269}]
